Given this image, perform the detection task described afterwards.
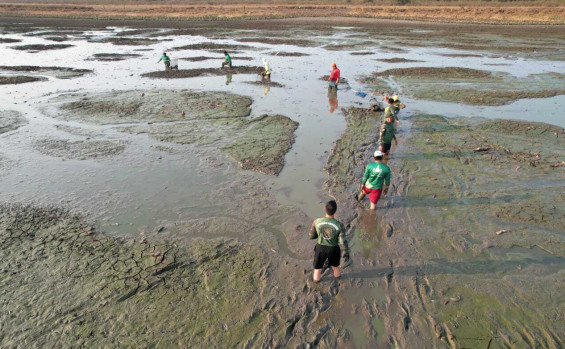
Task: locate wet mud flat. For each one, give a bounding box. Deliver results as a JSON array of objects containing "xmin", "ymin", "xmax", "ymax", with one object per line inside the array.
[
  {"xmin": 0, "ymin": 65, "xmax": 92, "ymax": 79},
  {"xmin": 87, "ymin": 53, "xmax": 142, "ymax": 62},
  {"xmin": 0, "ymin": 110, "xmax": 28, "ymax": 134},
  {"xmin": 10, "ymin": 43, "xmax": 73, "ymax": 51},
  {"xmin": 0, "ymin": 75, "xmax": 46, "ymax": 84},
  {"xmin": 34, "ymin": 139, "xmax": 126, "ymax": 160},
  {"xmin": 141, "ymin": 66, "xmax": 262, "ymax": 79},
  {"xmin": 348, "ymin": 115, "xmax": 565, "ymax": 348},
  {"xmin": 0, "ymin": 203, "xmax": 344, "ymax": 348},
  {"xmin": 363, "ymin": 67, "xmax": 565, "ymax": 106}
]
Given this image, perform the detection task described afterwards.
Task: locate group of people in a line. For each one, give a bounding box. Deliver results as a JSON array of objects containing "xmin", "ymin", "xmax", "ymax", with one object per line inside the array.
[
  {"xmin": 158, "ymin": 51, "xmax": 272, "ymax": 79},
  {"xmin": 310, "ymin": 63, "xmax": 407, "ymax": 282},
  {"xmin": 159, "ymin": 54, "xmax": 404, "ymax": 282}
]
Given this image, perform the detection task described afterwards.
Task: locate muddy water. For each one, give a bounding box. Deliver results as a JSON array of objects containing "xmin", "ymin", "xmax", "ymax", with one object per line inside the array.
[{"xmin": 1, "ymin": 21, "xmax": 565, "ymax": 348}]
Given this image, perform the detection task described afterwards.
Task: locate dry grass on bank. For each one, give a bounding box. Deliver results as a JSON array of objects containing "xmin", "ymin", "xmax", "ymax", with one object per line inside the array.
[{"xmin": 0, "ymin": 2, "xmax": 563, "ymax": 24}]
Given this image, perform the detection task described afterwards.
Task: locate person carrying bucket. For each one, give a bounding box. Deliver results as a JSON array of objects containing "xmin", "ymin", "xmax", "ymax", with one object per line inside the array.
[
  {"xmin": 328, "ymin": 63, "xmax": 340, "ymax": 91},
  {"xmin": 260, "ymin": 58, "xmax": 271, "ymax": 80},
  {"xmin": 157, "ymin": 52, "xmax": 171, "ymax": 71}
]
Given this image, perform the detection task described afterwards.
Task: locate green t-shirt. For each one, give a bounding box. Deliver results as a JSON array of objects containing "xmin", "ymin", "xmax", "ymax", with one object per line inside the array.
[
  {"xmin": 309, "ymin": 217, "xmax": 349, "ymax": 252},
  {"xmin": 160, "ymin": 55, "xmax": 170, "ymax": 63},
  {"xmin": 225, "ymin": 54, "xmax": 232, "ymax": 64},
  {"xmin": 380, "ymin": 120, "xmax": 396, "ymax": 144},
  {"xmin": 392, "ymin": 100, "xmax": 402, "ymax": 113},
  {"xmin": 362, "ymin": 162, "xmax": 391, "ymax": 189},
  {"xmin": 384, "ymin": 106, "xmax": 398, "ymax": 122}
]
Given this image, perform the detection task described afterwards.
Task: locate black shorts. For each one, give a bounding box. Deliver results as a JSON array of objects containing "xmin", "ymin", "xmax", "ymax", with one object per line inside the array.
[
  {"xmin": 313, "ymin": 244, "xmax": 341, "ymax": 269},
  {"xmin": 381, "ymin": 142, "xmax": 392, "ymax": 154}
]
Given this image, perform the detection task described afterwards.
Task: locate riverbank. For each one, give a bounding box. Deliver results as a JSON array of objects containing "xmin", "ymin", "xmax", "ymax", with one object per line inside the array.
[{"xmin": 0, "ymin": 3, "xmax": 565, "ymax": 25}]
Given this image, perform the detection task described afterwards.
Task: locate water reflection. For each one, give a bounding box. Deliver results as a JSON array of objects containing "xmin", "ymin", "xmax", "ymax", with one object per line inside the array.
[
  {"xmin": 328, "ymin": 89, "xmax": 338, "ymax": 114},
  {"xmin": 225, "ymin": 73, "xmax": 232, "ymax": 85}
]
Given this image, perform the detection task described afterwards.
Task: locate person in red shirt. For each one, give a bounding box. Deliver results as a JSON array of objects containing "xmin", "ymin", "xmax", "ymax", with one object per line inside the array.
[{"xmin": 328, "ymin": 63, "xmax": 340, "ymax": 91}]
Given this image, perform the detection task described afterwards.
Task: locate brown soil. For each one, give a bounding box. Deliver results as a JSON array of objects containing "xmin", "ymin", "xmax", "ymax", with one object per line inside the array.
[
  {"xmin": 88, "ymin": 37, "xmax": 164, "ymax": 46},
  {"xmin": 4, "ymin": 2, "xmax": 563, "ymax": 25},
  {"xmin": 88, "ymin": 53, "xmax": 142, "ymax": 61},
  {"xmin": 376, "ymin": 57, "xmax": 423, "ymax": 63},
  {"xmin": 0, "ymin": 38, "xmax": 21, "ymax": 43},
  {"xmin": 42, "ymin": 35, "xmax": 69, "ymax": 42},
  {"xmin": 180, "ymin": 56, "xmax": 253, "ymax": 61},
  {"xmin": 374, "ymin": 66, "xmax": 492, "ymax": 79},
  {"xmin": 244, "ymin": 80, "xmax": 284, "ymax": 87},
  {"xmin": 0, "ymin": 75, "xmax": 46, "ymax": 84},
  {"xmin": 172, "ymin": 43, "xmax": 255, "ymax": 51},
  {"xmin": 438, "ymin": 53, "xmax": 484, "ymax": 58},
  {"xmin": 142, "ymin": 66, "xmax": 262, "ymax": 79},
  {"xmin": 237, "ymin": 37, "xmax": 316, "ymax": 47},
  {"xmin": 350, "ymin": 51, "xmax": 373, "ymax": 56},
  {"xmin": 269, "ymin": 51, "xmax": 310, "ymax": 57},
  {"xmin": 10, "ymin": 43, "xmax": 73, "ymax": 51}
]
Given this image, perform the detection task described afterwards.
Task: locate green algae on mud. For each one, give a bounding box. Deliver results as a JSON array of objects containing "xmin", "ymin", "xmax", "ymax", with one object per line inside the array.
[
  {"xmin": 383, "ymin": 114, "xmax": 565, "ymax": 348},
  {"xmin": 141, "ymin": 66, "xmax": 262, "ymax": 79},
  {"xmin": 122, "ymin": 114, "xmax": 298, "ymax": 176},
  {"xmin": 362, "ymin": 68, "xmax": 565, "ymax": 105},
  {"xmin": 87, "ymin": 53, "xmax": 142, "ymax": 61},
  {"xmin": 222, "ymin": 114, "xmax": 298, "ymax": 175},
  {"xmin": 0, "ymin": 110, "xmax": 27, "ymax": 133},
  {"xmin": 0, "ymin": 204, "xmax": 345, "ymax": 347},
  {"xmin": 0, "ymin": 65, "xmax": 92, "ymax": 79},
  {"xmin": 34, "ymin": 139, "xmax": 126, "ymax": 160},
  {"xmin": 10, "ymin": 43, "xmax": 73, "ymax": 51},
  {"xmin": 52, "ymin": 90, "xmax": 252, "ymax": 125},
  {"xmin": 0, "ymin": 75, "xmax": 46, "ymax": 84}
]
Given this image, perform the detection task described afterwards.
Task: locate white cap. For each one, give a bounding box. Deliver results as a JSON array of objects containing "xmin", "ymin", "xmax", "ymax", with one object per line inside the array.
[{"xmin": 374, "ymin": 150, "xmax": 383, "ymax": 157}]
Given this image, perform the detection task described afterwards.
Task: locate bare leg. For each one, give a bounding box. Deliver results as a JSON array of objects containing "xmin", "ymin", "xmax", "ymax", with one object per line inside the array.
[
  {"xmin": 331, "ymin": 266, "xmax": 341, "ymax": 279},
  {"xmin": 370, "ymin": 202, "xmax": 376, "ymax": 210},
  {"xmin": 313, "ymin": 269, "xmax": 322, "ymax": 282}
]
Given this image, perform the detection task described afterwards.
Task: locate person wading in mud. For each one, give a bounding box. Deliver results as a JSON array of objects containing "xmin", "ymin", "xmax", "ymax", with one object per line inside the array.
[
  {"xmin": 379, "ymin": 114, "xmax": 398, "ymax": 157},
  {"xmin": 157, "ymin": 52, "xmax": 171, "ymax": 71},
  {"xmin": 260, "ymin": 58, "xmax": 271, "ymax": 80},
  {"xmin": 357, "ymin": 150, "xmax": 391, "ymax": 210},
  {"xmin": 309, "ymin": 200, "xmax": 350, "ymax": 283},
  {"xmin": 328, "ymin": 63, "xmax": 340, "ymax": 91},
  {"xmin": 384, "ymin": 98, "xmax": 399, "ymax": 126},
  {"xmin": 384, "ymin": 94, "xmax": 406, "ymax": 119},
  {"xmin": 222, "ymin": 51, "xmax": 232, "ymax": 68}
]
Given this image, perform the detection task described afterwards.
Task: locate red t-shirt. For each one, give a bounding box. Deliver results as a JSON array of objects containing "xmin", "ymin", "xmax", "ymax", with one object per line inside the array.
[{"xmin": 329, "ymin": 68, "xmax": 340, "ymax": 82}]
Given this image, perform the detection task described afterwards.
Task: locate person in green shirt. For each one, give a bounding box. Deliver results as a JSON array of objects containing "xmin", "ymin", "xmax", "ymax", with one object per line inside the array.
[
  {"xmin": 379, "ymin": 114, "xmax": 398, "ymax": 156},
  {"xmin": 357, "ymin": 150, "xmax": 391, "ymax": 210},
  {"xmin": 222, "ymin": 51, "xmax": 232, "ymax": 68},
  {"xmin": 309, "ymin": 200, "xmax": 350, "ymax": 283},
  {"xmin": 383, "ymin": 98, "xmax": 399, "ymax": 125},
  {"xmin": 157, "ymin": 52, "xmax": 171, "ymax": 71},
  {"xmin": 384, "ymin": 95, "xmax": 406, "ymax": 115}
]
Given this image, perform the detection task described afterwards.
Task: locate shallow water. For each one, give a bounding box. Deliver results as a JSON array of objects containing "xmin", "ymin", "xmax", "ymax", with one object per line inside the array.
[
  {"xmin": 1, "ymin": 21, "xmax": 565, "ymax": 348},
  {"xmin": 1, "ymin": 24, "xmax": 564, "ymax": 229}
]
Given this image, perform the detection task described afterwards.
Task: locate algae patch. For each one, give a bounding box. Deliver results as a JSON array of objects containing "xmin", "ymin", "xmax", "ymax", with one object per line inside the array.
[
  {"xmin": 0, "ymin": 110, "xmax": 27, "ymax": 134},
  {"xmin": 34, "ymin": 139, "xmax": 126, "ymax": 160},
  {"xmin": 52, "ymin": 90, "xmax": 252, "ymax": 125},
  {"xmin": 222, "ymin": 114, "xmax": 298, "ymax": 175}
]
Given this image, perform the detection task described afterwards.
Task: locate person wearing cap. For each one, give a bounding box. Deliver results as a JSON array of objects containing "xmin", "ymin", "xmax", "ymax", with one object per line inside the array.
[
  {"xmin": 384, "ymin": 94, "xmax": 406, "ymax": 115},
  {"xmin": 357, "ymin": 150, "xmax": 391, "ymax": 210},
  {"xmin": 260, "ymin": 58, "xmax": 271, "ymax": 80},
  {"xmin": 380, "ymin": 113, "xmax": 398, "ymax": 156},
  {"xmin": 157, "ymin": 52, "xmax": 171, "ymax": 71},
  {"xmin": 222, "ymin": 51, "xmax": 232, "ymax": 68},
  {"xmin": 384, "ymin": 98, "xmax": 399, "ymax": 125},
  {"xmin": 328, "ymin": 63, "xmax": 340, "ymax": 91},
  {"xmin": 309, "ymin": 200, "xmax": 350, "ymax": 283}
]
